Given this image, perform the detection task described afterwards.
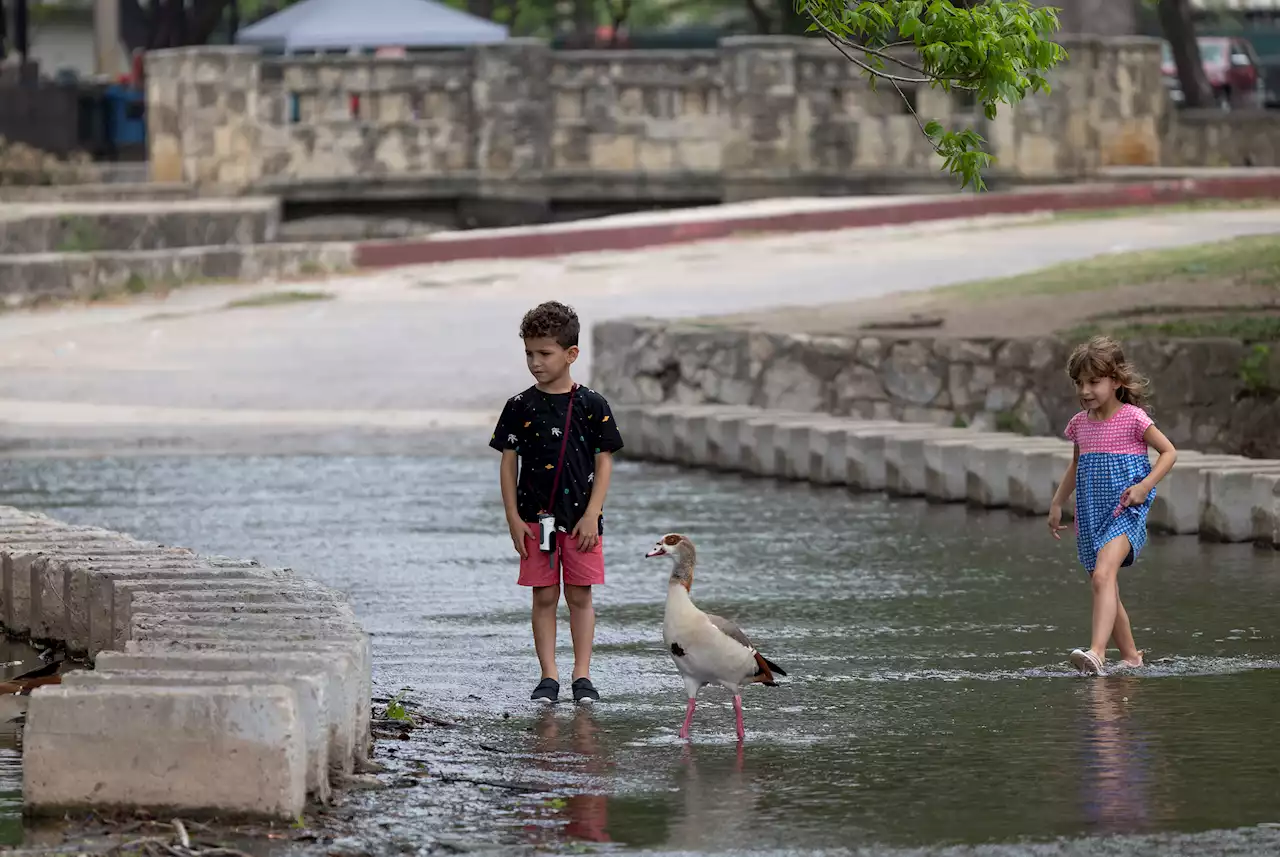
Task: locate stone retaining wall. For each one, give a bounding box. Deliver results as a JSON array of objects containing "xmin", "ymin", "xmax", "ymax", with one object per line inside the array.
[
  {"xmin": 146, "ymin": 36, "xmax": 1165, "ymax": 205},
  {"xmin": 1, "ymin": 506, "xmax": 371, "ymax": 819},
  {"xmin": 609, "ymin": 403, "xmax": 1280, "ymax": 547},
  {"xmin": 0, "ymin": 241, "xmax": 355, "ymax": 307},
  {"xmin": 592, "ymin": 320, "xmax": 1280, "ymax": 459}
]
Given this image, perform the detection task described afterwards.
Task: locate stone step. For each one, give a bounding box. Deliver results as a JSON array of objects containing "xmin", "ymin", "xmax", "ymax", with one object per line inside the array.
[
  {"xmin": 0, "ymin": 504, "xmax": 372, "ymax": 822},
  {"xmin": 24, "ymin": 684, "xmax": 308, "ymax": 819},
  {"xmin": 0, "ymin": 182, "xmax": 198, "ymax": 204},
  {"xmin": 610, "ymin": 404, "xmax": 1280, "ymax": 548},
  {"xmin": 0, "ymin": 198, "xmax": 280, "ymax": 255},
  {"xmin": 0, "ymin": 241, "xmax": 354, "ymax": 308}
]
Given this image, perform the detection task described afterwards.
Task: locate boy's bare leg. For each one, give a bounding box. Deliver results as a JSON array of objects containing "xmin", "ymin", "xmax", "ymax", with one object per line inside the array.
[
  {"xmin": 532, "ymin": 584, "xmax": 561, "ymax": 680},
  {"xmin": 564, "ymin": 584, "xmax": 595, "ymax": 681},
  {"xmin": 1112, "ymin": 595, "xmax": 1143, "ymax": 666}
]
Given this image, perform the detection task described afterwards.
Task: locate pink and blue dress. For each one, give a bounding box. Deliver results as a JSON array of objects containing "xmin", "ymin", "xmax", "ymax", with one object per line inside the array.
[{"xmin": 1064, "ymin": 403, "xmax": 1155, "ymax": 574}]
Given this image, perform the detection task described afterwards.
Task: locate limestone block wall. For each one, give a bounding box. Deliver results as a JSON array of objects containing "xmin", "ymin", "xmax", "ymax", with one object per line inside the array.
[
  {"xmin": 1165, "ymin": 110, "xmax": 1280, "ymax": 168},
  {"xmin": 146, "ymin": 36, "xmax": 1168, "ymax": 202},
  {"xmin": 1, "ymin": 506, "xmax": 372, "ymax": 820},
  {"xmin": 550, "ymin": 50, "xmax": 724, "ymax": 181},
  {"xmin": 258, "ymin": 50, "xmax": 475, "ymax": 181},
  {"xmin": 592, "ymin": 319, "xmax": 1280, "ymax": 459}
]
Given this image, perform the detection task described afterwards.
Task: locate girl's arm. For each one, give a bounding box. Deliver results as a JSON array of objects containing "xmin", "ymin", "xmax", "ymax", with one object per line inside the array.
[
  {"xmin": 1122, "ymin": 425, "xmax": 1178, "ymax": 507},
  {"xmin": 1047, "ymin": 444, "xmax": 1079, "ymax": 540}
]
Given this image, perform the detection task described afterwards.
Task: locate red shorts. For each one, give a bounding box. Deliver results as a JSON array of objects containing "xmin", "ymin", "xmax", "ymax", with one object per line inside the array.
[{"xmin": 518, "ymin": 523, "xmax": 605, "ymax": 588}]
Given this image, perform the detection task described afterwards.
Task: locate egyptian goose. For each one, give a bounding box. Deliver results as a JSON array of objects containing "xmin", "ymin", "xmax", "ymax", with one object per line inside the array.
[{"xmin": 645, "ymin": 533, "xmax": 786, "ymax": 741}]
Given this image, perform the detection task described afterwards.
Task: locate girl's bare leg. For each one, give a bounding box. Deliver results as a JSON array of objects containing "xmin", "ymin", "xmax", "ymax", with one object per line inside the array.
[
  {"xmin": 1089, "ymin": 536, "xmax": 1132, "ymax": 663},
  {"xmin": 1112, "ymin": 596, "xmax": 1143, "ymax": 665}
]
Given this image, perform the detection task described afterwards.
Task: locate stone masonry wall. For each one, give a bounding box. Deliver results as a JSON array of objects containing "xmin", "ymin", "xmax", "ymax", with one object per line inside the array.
[
  {"xmin": 1164, "ymin": 110, "xmax": 1280, "ymax": 168},
  {"xmin": 592, "ymin": 319, "xmax": 1280, "ymax": 459},
  {"xmin": 147, "ymin": 36, "xmax": 1169, "ymax": 202}
]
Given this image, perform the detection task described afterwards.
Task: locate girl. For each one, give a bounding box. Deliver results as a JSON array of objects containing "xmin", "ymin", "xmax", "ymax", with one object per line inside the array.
[{"xmin": 1047, "ymin": 336, "xmax": 1177, "ymax": 676}]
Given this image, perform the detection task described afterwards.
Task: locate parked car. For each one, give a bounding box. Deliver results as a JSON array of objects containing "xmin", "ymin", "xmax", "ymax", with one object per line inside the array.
[{"xmin": 1162, "ymin": 36, "xmax": 1266, "ymax": 109}]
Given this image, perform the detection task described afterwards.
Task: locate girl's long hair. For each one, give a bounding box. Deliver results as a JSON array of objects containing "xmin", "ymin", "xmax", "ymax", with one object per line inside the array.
[{"xmin": 1066, "ymin": 336, "xmax": 1151, "ymax": 411}]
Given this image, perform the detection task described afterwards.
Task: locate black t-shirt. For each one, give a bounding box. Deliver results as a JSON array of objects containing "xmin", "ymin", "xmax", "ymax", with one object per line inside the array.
[{"xmin": 489, "ymin": 384, "xmax": 625, "ymax": 532}]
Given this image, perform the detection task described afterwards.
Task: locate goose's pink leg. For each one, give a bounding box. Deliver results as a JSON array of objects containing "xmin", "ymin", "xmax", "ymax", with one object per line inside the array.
[
  {"xmin": 679, "ymin": 698, "xmax": 696, "ymax": 739},
  {"xmin": 733, "ymin": 695, "xmax": 745, "ymax": 741}
]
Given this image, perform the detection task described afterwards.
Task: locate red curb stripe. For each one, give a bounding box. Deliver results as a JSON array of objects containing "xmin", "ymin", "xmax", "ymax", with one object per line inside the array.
[{"xmin": 353, "ymin": 175, "xmax": 1280, "ymax": 270}]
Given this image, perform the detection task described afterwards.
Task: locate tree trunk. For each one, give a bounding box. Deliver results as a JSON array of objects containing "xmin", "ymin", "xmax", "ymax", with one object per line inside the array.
[
  {"xmin": 1157, "ymin": 0, "xmax": 1213, "ymax": 109},
  {"xmin": 571, "ymin": 0, "xmax": 595, "ymax": 47},
  {"xmin": 467, "ymin": 0, "xmax": 496, "ymax": 20},
  {"xmin": 744, "ymin": 0, "xmax": 774, "ymax": 34}
]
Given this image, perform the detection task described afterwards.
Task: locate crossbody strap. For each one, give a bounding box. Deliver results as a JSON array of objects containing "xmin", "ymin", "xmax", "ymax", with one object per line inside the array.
[{"xmin": 542, "ymin": 384, "xmax": 578, "ymax": 520}]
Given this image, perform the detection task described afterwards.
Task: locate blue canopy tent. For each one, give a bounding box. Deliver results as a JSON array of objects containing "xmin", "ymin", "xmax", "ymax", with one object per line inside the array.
[{"xmin": 235, "ymin": 0, "xmax": 509, "ymax": 53}]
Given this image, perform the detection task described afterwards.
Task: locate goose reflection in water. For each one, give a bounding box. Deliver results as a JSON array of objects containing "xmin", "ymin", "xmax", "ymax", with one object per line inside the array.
[{"xmin": 1079, "ymin": 676, "xmax": 1157, "ymax": 833}]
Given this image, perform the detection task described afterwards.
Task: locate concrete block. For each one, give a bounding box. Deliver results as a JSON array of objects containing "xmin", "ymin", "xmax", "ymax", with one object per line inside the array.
[
  {"xmin": 672, "ymin": 406, "xmax": 754, "ymax": 467},
  {"xmin": 1150, "ymin": 455, "xmax": 1251, "ymax": 534},
  {"xmin": 23, "ymin": 684, "xmax": 306, "ymax": 820},
  {"xmin": 885, "ymin": 429, "xmax": 1001, "ymax": 497},
  {"xmin": 1008, "ymin": 446, "xmax": 1077, "ymax": 515},
  {"xmin": 1200, "ymin": 462, "xmax": 1280, "ymax": 542},
  {"xmin": 125, "ymin": 635, "xmax": 372, "ymax": 765},
  {"xmin": 103, "ymin": 647, "xmax": 361, "ymax": 775},
  {"xmin": 77, "ymin": 566, "xmax": 283, "ymax": 658},
  {"xmin": 773, "ymin": 418, "xmax": 847, "ymax": 481},
  {"xmin": 850, "ymin": 424, "xmax": 966, "ymax": 493},
  {"xmin": 966, "ymin": 439, "xmax": 1071, "ymax": 508},
  {"xmin": 636, "ymin": 404, "xmax": 682, "ymax": 461},
  {"xmin": 707, "ymin": 411, "xmax": 756, "ymax": 471},
  {"xmin": 66, "ymin": 669, "xmax": 331, "ymax": 801},
  {"xmin": 609, "ymin": 404, "xmax": 646, "ymax": 457},
  {"xmin": 2, "ymin": 546, "xmax": 199, "ymax": 638},
  {"xmin": 922, "ymin": 435, "xmax": 1010, "ymax": 503},
  {"xmin": 123, "ymin": 600, "xmax": 354, "ymax": 646},
  {"xmin": 652, "ymin": 410, "xmax": 678, "ymax": 462},
  {"xmin": 1251, "ymin": 471, "xmax": 1280, "ymax": 547}
]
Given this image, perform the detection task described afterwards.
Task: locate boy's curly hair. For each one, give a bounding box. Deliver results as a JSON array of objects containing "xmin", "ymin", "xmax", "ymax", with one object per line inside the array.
[
  {"xmin": 1067, "ymin": 335, "xmax": 1151, "ymax": 411},
  {"xmin": 520, "ymin": 301, "xmax": 580, "ymax": 349}
]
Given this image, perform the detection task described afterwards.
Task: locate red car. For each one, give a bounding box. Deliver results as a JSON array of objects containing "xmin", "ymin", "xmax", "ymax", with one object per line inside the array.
[{"xmin": 1162, "ymin": 36, "xmax": 1264, "ymax": 109}]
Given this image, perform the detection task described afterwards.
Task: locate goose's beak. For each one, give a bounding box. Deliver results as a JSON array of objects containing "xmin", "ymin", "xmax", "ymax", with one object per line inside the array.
[{"xmin": 645, "ymin": 546, "xmax": 666, "ymax": 558}]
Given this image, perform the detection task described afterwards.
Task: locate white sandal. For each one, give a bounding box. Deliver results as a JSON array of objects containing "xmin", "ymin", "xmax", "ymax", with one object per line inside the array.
[{"xmin": 1069, "ymin": 648, "xmax": 1106, "ymax": 676}]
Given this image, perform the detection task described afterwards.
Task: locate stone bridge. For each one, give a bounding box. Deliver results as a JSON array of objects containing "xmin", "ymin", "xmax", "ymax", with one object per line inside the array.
[{"xmin": 147, "ymin": 36, "xmax": 1193, "ymax": 224}]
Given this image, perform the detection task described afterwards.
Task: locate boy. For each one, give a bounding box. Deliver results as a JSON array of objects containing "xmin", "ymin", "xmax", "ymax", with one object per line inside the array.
[{"xmin": 489, "ymin": 301, "xmax": 624, "ymax": 704}]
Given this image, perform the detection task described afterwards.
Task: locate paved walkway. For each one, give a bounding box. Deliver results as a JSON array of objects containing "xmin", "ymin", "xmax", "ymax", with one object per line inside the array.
[{"xmin": 0, "ymin": 207, "xmax": 1278, "ymax": 450}]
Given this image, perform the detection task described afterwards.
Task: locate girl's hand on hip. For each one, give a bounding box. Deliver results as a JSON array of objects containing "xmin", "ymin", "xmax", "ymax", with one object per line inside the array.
[
  {"xmin": 1047, "ymin": 504, "xmax": 1065, "ymax": 540},
  {"xmin": 1120, "ymin": 484, "xmax": 1150, "ymax": 509}
]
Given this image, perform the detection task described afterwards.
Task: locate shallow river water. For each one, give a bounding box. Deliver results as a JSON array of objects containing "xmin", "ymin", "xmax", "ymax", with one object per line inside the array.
[{"xmin": 2, "ymin": 439, "xmax": 1279, "ymax": 855}]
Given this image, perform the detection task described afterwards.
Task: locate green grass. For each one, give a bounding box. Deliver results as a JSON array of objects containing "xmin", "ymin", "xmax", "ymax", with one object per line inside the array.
[
  {"xmin": 941, "ymin": 234, "xmax": 1280, "ymax": 302},
  {"xmin": 225, "ymin": 290, "xmax": 333, "ymax": 310},
  {"xmin": 1066, "ymin": 314, "xmax": 1280, "ymax": 343},
  {"xmin": 1048, "ymin": 198, "xmax": 1280, "ymax": 223}
]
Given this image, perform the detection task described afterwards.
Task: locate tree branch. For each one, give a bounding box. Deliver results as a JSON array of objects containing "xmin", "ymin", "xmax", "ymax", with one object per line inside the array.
[{"xmin": 809, "ymin": 14, "xmax": 979, "ymax": 89}]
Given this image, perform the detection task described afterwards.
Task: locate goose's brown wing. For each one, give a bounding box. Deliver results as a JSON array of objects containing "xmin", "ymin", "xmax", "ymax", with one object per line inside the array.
[{"xmin": 705, "ymin": 613, "xmax": 753, "ymax": 650}]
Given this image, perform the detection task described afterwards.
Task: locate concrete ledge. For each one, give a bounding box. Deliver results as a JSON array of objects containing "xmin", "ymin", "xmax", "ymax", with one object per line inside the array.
[
  {"xmin": 0, "ymin": 198, "xmax": 280, "ymax": 255},
  {"xmin": 353, "ymin": 174, "xmax": 1280, "ymax": 268},
  {"xmin": 0, "ymin": 505, "xmax": 371, "ymax": 821},
  {"xmin": 1200, "ymin": 463, "xmax": 1280, "ymax": 542},
  {"xmin": 24, "ymin": 684, "xmax": 307, "ymax": 819},
  {"xmin": 0, "ymin": 242, "xmax": 355, "ymax": 308},
  {"xmin": 608, "ymin": 405, "xmax": 1280, "ymax": 549}
]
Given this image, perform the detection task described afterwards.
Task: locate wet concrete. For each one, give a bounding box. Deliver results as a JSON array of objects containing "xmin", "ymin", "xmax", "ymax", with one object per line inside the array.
[{"xmin": 1, "ymin": 439, "xmax": 1278, "ymax": 854}]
